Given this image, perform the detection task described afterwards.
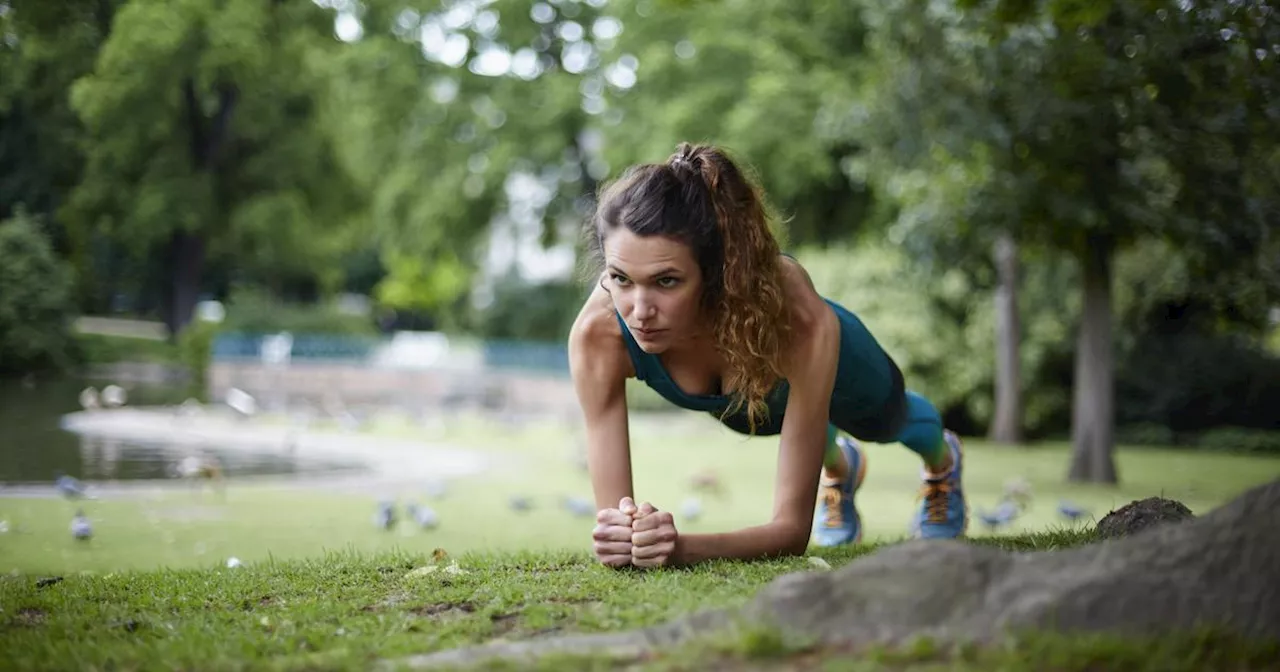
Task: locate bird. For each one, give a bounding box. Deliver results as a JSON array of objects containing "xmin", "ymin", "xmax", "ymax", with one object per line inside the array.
[
  {"xmin": 405, "ymin": 503, "xmax": 440, "ymax": 529},
  {"xmin": 373, "ymin": 500, "xmax": 397, "ymax": 530},
  {"xmin": 54, "ymin": 472, "xmax": 88, "ymax": 499},
  {"xmin": 1058, "ymin": 499, "xmax": 1089, "ymax": 521},
  {"xmin": 508, "ymin": 496, "xmax": 533, "ymax": 513},
  {"xmin": 1002, "ymin": 476, "xmax": 1034, "ymax": 510},
  {"xmin": 70, "ymin": 510, "xmax": 92, "ymax": 541},
  {"xmin": 976, "ymin": 499, "xmax": 1021, "ymax": 531},
  {"xmin": 78, "ymin": 387, "xmax": 101, "ymax": 411},
  {"xmin": 689, "ymin": 469, "xmax": 725, "ymax": 498},
  {"xmin": 561, "ymin": 496, "xmax": 594, "ymax": 518},
  {"xmin": 100, "ymin": 384, "xmax": 127, "ymax": 408}
]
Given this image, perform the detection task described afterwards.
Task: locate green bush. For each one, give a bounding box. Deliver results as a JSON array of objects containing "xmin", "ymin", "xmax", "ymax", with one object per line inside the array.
[
  {"xmin": 220, "ymin": 286, "xmax": 376, "ymax": 336},
  {"xmin": 1192, "ymin": 427, "xmax": 1280, "ymax": 455},
  {"xmin": 72, "ymin": 333, "xmax": 178, "ymax": 366},
  {"xmin": 1114, "ymin": 423, "xmax": 1179, "ymax": 447},
  {"xmin": 177, "ymin": 319, "xmax": 220, "ymax": 399},
  {"xmin": 0, "ymin": 210, "xmax": 77, "ymax": 375}
]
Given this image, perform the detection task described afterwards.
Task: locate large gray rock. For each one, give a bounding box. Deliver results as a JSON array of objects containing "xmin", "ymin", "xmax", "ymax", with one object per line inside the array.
[{"xmin": 388, "ymin": 479, "xmax": 1280, "ymax": 669}]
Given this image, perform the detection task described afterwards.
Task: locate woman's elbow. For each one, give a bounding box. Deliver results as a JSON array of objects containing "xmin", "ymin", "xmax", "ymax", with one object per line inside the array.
[{"xmin": 775, "ymin": 522, "xmax": 811, "ymax": 557}]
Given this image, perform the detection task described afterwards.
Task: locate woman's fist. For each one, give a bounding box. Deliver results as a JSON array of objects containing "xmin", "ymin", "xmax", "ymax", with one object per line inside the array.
[
  {"xmin": 592, "ymin": 497, "xmax": 639, "ymax": 568},
  {"xmin": 630, "ymin": 501, "xmax": 679, "ymax": 568}
]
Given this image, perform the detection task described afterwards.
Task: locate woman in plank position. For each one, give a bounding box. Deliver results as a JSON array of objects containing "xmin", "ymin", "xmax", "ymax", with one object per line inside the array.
[{"xmin": 569, "ymin": 143, "xmax": 968, "ymax": 568}]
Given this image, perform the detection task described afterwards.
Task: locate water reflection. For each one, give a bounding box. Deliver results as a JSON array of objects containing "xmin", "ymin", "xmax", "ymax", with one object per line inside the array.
[
  {"xmin": 0, "ymin": 376, "xmax": 367, "ymax": 484},
  {"xmin": 74, "ymin": 434, "xmax": 366, "ymax": 482}
]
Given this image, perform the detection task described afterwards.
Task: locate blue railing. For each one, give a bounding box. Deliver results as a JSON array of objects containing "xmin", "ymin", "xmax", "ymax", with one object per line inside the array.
[
  {"xmin": 211, "ymin": 332, "xmax": 378, "ymax": 363},
  {"xmin": 481, "ymin": 339, "xmax": 570, "ymax": 375},
  {"xmin": 211, "ymin": 332, "xmax": 570, "ymax": 375}
]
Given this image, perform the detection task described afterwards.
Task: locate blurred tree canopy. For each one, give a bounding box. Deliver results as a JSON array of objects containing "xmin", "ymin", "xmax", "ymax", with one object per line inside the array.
[{"xmin": 1, "ymin": 0, "xmax": 1277, "ymax": 473}]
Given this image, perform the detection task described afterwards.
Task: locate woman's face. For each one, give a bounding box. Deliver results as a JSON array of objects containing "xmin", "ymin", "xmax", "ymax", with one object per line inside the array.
[{"xmin": 601, "ymin": 227, "xmax": 706, "ymax": 354}]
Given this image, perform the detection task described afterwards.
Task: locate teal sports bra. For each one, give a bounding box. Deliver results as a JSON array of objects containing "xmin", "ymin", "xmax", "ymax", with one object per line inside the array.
[{"xmin": 613, "ymin": 296, "xmax": 902, "ymax": 437}]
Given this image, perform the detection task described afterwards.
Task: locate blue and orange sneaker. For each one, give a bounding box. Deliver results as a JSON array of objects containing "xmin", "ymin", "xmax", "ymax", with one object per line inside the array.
[
  {"xmin": 812, "ymin": 436, "xmax": 868, "ymax": 547},
  {"xmin": 910, "ymin": 430, "xmax": 968, "ymax": 539}
]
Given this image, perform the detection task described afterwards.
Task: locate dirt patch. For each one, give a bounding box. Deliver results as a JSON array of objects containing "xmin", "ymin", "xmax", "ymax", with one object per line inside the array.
[
  {"xmin": 409, "ymin": 602, "xmax": 477, "ymax": 619},
  {"xmin": 1095, "ymin": 496, "xmax": 1195, "ymax": 539},
  {"xmin": 489, "ymin": 611, "xmax": 520, "ymax": 635},
  {"xmin": 11, "ymin": 608, "xmax": 45, "ymax": 628},
  {"xmin": 546, "ymin": 597, "xmax": 600, "ymax": 606},
  {"xmin": 364, "ymin": 592, "xmax": 412, "ymax": 611},
  {"xmin": 240, "ymin": 595, "xmax": 276, "ymax": 610}
]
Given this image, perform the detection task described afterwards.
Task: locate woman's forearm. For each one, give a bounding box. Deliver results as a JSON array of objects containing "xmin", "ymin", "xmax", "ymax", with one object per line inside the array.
[{"xmin": 673, "ymin": 520, "xmax": 809, "ymax": 566}]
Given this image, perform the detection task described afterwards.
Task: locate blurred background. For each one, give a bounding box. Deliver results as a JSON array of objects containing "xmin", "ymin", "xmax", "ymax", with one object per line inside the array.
[{"xmin": 1, "ymin": 0, "xmax": 1278, "ymax": 571}]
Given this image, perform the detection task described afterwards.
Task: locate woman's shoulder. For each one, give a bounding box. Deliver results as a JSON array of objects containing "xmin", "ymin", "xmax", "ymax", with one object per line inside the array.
[
  {"xmin": 777, "ymin": 255, "xmax": 836, "ymax": 333},
  {"xmin": 568, "ymin": 281, "xmax": 633, "ymax": 377}
]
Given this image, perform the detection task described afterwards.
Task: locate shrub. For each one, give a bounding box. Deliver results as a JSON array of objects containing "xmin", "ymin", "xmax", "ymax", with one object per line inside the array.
[{"xmin": 0, "ymin": 210, "xmax": 76, "ymax": 375}]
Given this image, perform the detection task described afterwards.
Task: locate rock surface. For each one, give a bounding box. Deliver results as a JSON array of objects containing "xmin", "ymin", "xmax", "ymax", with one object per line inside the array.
[
  {"xmin": 387, "ymin": 479, "xmax": 1280, "ymax": 669},
  {"xmin": 1094, "ymin": 496, "xmax": 1195, "ymax": 539}
]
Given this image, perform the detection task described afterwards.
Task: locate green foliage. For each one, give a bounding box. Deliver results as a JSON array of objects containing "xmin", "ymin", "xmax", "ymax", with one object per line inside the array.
[
  {"xmin": 71, "ymin": 332, "xmax": 178, "ymax": 367},
  {"xmin": 176, "ymin": 318, "xmax": 219, "ymax": 398},
  {"xmin": 797, "ymin": 239, "xmax": 1075, "ymax": 435},
  {"xmin": 0, "ymin": 209, "xmax": 76, "ymax": 374},
  {"xmin": 466, "ymin": 273, "xmax": 587, "ymax": 343},
  {"xmin": 375, "ymin": 250, "xmax": 472, "ymax": 314},
  {"xmin": 56, "ymin": 0, "xmax": 366, "ymax": 331},
  {"xmin": 1192, "ymin": 427, "xmax": 1280, "ymax": 456},
  {"xmin": 599, "ymin": 0, "xmax": 876, "ymax": 245},
  {"xmin": 219, "ymin": 287, "xmax": 376, "ymax": 337}
]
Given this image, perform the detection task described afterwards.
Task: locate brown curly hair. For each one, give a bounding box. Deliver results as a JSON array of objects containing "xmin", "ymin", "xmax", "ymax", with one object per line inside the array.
[{"xmin": 584, "ymin": 142, "xmax": 791, "ymax": 433}]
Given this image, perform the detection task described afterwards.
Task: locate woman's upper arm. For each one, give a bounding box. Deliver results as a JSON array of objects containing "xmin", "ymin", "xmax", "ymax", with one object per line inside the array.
[
  {"xmin": 568, "ymin": 289, "xmax": 636, "ymax": 510},
  {"xmin": 771, "ymin": 260, "xmax": 842, "ymax": 535}
]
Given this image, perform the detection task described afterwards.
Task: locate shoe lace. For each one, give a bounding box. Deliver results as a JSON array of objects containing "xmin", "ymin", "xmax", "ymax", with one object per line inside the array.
[
  {"xmin": 820, "ymin": 483, "xmax": 844, "ymax": 529},
  {"xmin": 919, "ymin": 479, "xmax": 954, "ymax": 524}
]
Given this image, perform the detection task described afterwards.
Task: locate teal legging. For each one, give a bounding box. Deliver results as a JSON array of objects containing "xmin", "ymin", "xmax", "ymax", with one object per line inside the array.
[{"xmin": 824, "ymin": 390, "xmax": 946, "ymax": 466}]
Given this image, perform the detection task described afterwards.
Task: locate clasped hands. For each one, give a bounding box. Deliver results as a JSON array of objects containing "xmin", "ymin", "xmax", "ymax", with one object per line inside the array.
[{"xmin": 592, "ymin": 497, "xmax": 679, "ymax": 568}]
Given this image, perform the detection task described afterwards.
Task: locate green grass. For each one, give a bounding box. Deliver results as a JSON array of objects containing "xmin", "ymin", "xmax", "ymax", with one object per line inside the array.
[
  {"xmin": 3, "ymin": 411, "xmax": 1279, "ymax": 669},
  {"xmin": 3, "ymin": 531, "xmax": 1277, "ymax": 671},
  {"xmin": 4, "ymin": 411, "xmax": 1280, "ymax": 576}
]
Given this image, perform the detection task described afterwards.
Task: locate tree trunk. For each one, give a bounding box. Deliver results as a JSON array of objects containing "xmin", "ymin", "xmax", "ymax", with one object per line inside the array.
[
  {"xmin": 1068, "ymin": 234, "xmax": 1118, "ymax": 484},
  {"xmin": 989, "ymin": 231, "xmax": 1023, "ymax": 444},
  {"xmin": 163, "ymin": 230, "xmax": 206, "ymax": 338}
]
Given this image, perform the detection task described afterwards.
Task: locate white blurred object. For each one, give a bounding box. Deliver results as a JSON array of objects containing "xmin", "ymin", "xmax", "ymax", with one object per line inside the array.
[
  {"xmin": 196, "ymin": 300, "xmax": 226, "ymax": 324},
  {"xmin": 260, "ymin": 332, "xmax": 293, "ymax": 367},
  {"xmin": 226, "ymin": 557, "xmax": 242, "ymax": 568},
  {"xmin": 807, "ymin": 556, "xmax": 832, "ymax": 570},
  {"xmin": 680, "ymin": 497, "xmax": 703, "ymax": 522},
  {"xmin": 370, "ymin": 331, "xmax": 453, "ymax": 370},
  {"xmin": 100, "ymin": 384, "xmax": 127, "ymax": 408},
  {"xmin": 79, "ymin": 387, "xmax": 100, "ymax": 410},
  {"xmin": 225, "ymin": 388, "xmax": 257, "ymax": 417},
  {"xmin": 1002, "ymin": 476, "xmax": 1034, "ymax": 511}
]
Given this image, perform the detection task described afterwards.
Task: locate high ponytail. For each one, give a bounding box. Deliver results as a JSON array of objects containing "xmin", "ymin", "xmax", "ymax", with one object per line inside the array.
[{"xmin": 667, "ymin": 143, "xmax": 791, "ymax": 433}]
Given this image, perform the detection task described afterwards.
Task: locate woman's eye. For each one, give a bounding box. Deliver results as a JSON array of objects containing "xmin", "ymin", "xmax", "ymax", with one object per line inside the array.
[
  {"xmin": 658, "ymin": 277, "xmax": 679, "ymax": 288},
  {"xmin": 611, "ymin": 274, "xmax": 631, "ymax": 286}
]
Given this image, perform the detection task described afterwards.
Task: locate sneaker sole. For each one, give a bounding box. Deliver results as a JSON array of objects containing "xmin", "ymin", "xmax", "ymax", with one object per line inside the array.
[
  {"xmin": 848, "ymin": 440, "xmax": 868, "ymax": 543},
  {"xmin": 944, "ymin": 430, "xmax": 969, "ymax": 538}
]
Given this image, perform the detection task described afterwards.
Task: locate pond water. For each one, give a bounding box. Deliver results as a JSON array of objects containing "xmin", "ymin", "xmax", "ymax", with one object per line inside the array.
[{"xmin": 0, "ymin": 375, "xmax": 367, "ymax": 485}]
